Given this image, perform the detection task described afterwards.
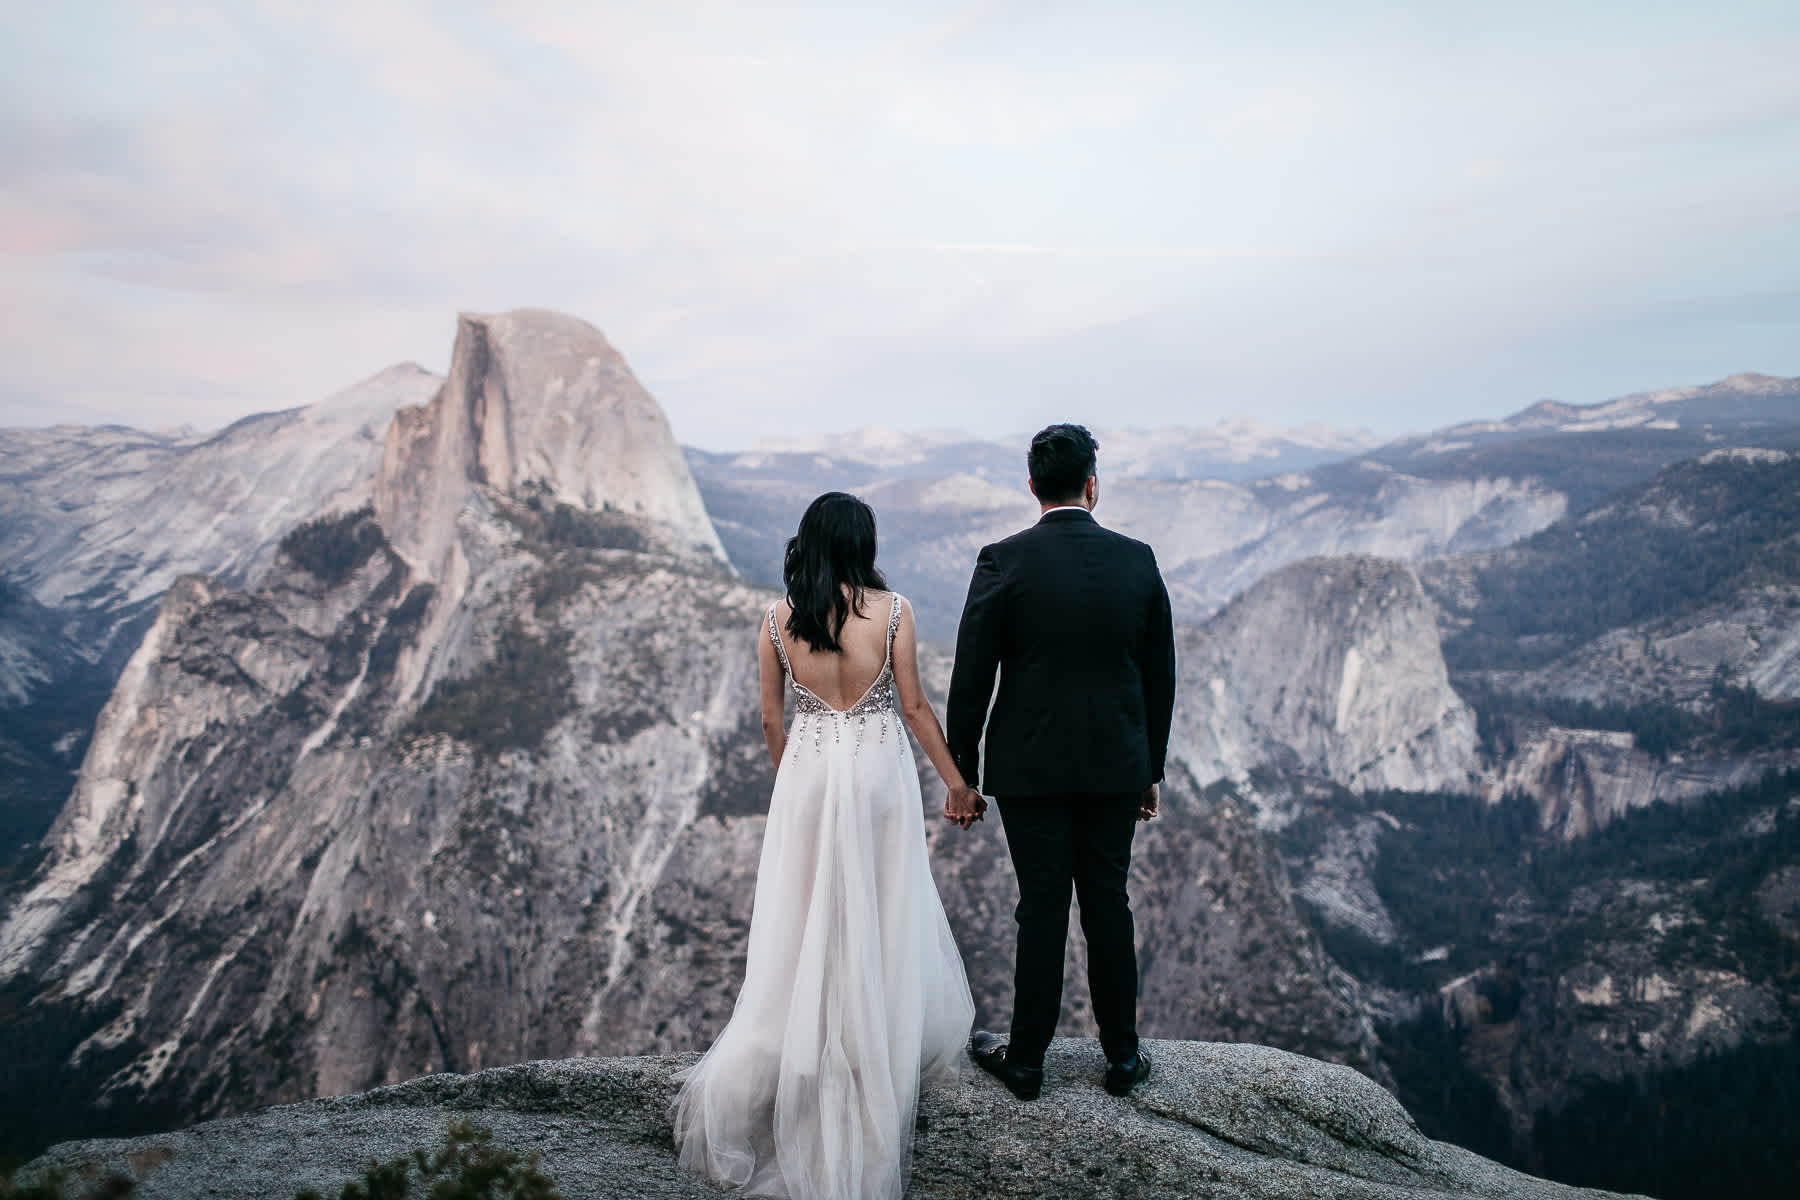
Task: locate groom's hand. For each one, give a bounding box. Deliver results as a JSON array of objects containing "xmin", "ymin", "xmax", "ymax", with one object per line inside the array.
[{"xmin": 1138, "ymin": 784, "xmax": 1159, "ymax": 821}]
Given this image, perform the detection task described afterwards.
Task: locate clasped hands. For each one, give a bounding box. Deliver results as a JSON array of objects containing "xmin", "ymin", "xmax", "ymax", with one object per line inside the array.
[
  {"xmin": 943, "ymin": 785, "xmax": 1155, "ymax": 828},
  {"xmin": 943, "ymin": 784, "xmax": 986, "ymax": 830}
]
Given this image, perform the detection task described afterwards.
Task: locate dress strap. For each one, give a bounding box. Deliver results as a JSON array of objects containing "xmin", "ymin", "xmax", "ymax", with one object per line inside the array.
[
  {"xmin": 885, "ymin": 593, "xmax": 902, "ymax": 659},
  {"xmin": 767, "ymin": 602, "xmax": 791, "ymax": 677}
]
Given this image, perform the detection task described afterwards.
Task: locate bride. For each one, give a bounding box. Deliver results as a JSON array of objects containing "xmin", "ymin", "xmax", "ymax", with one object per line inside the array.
[{"xmin": 672, "ymin": 491, "xmax": 983, "ymax": 1200}]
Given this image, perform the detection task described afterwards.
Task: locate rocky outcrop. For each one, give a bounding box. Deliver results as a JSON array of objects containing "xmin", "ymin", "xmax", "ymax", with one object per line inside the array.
[
  {"xmin": 1483, "ymin": 722, "xmax": 1795, "ymax": 837},
  {"xmin": 1170, "ymin": 556, "xmax": 1480, "ymax": 795},
  {"xmin": 20, "ymin": 1041, "xmax": 1645, "ymax": 1200},
  {"xmin": 374, "ymin": 309, "xmax": 725, "ymax": 583}
]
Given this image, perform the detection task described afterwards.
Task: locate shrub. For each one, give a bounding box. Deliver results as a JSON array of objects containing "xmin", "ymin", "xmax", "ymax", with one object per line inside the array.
[
  {"xmin": 280, "ymin": 507, "xmax": 389, "ymax": 587},
  {"xmin": 407, "ymin": 621, "xmax": 575, "ymax": 758},
  {"xmin": 294, "ymin": 1118, "xmax": 559, "ymax": 1200},
  {"xmin": 0, "ymin": 1165, "xmax": 134, "ymax": 1198}
]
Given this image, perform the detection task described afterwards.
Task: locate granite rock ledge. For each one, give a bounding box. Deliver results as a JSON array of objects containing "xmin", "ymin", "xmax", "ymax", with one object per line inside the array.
[{"xmin": 23, "ymin": 1040, "xmax": 1646, "ymax": 1200}]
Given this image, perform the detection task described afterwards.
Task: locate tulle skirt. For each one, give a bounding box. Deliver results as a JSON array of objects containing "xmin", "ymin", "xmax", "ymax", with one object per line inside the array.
[{"xmin": 671, "ymin": 707, "xmax": 975, "ymax": 1200}]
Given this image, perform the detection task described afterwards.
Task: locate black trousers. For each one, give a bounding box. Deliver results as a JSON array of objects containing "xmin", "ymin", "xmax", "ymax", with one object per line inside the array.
[{"xmin": 995, "ymin": 792, "xmax": 1141, "ymax": 1069}]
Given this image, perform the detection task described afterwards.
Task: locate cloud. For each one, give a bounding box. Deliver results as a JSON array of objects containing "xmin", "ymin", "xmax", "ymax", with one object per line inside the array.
[{"xmin": 0, "ymin": 1, "xmax": 1796, "ymax": 449}]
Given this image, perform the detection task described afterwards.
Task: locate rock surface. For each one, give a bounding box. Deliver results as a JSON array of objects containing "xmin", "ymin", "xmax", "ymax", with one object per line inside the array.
[
  {"xmin": 0, "ymin": 362, "xmax": 443, "ymax": 862},
  {"xmin": 20, "ymin": 1041, "xmax": 1646, "ymax": 1200},
  {"xmin": 1171, "ymin": 556, "xmax": 1480, "ymax": 795},
  {"xmin": 374, "ymin": 309, "xmax": 725, "ymax": 584}
]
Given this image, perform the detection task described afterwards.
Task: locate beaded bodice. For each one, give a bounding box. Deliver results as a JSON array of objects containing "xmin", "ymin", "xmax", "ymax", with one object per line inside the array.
[
  {"xmin": 768, "ymin": 594, "xmax": 902, "ymax": 720},
  {"xmin": 768, "ymin": 596, "xmax": 905, "ymax": 756}
]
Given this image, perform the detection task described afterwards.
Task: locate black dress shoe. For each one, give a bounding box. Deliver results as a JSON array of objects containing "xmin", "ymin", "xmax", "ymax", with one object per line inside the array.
[
  {"xmin": 1104, "ymin": 1049, "xmax": 1151, "ymax": 1097},
  {"xmin": 968, "ymin": 1031, "xmax": 1044, "ymax": 1101}
]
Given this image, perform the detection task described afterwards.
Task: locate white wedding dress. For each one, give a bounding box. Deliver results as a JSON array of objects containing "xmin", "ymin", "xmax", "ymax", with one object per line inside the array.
[{"xmin": 672, "ymin": 594, "xmax": 975, "ymax": 1200}]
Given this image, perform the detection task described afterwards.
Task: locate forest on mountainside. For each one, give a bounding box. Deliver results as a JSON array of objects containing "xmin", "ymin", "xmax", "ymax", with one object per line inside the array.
[{"xmin": 1296, "ymin": 769, "xmax": 1800, "ymax": 1199}]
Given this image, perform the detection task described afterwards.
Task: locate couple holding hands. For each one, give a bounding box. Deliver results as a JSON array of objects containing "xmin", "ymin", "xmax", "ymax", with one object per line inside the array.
[{"xmin": 673, "ymin": 423, "xmax": 1177, "ymax": 1200}]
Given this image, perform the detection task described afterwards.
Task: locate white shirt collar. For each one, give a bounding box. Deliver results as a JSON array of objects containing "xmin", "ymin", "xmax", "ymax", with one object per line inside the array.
[{"xmin": 1041, "ymin": 505, "xmax": 1090, "ymax": 516}]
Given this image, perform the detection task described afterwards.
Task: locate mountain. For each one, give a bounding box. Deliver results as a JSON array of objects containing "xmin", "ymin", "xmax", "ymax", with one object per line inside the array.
[
  {"xmin": 690, "ymin": 373, "xmax": 1800, "ymax": 642},
  {"xmin": 1425, "ymin": 447, "xmax": 1800, "ymax": 835},
  {"xmin": 1392, "ymin": 372, "xmax": 1800, "ymax": 452},
  {"xmin": 374, "ymin": 309, "xmax": 726, "ymax": 586},
  {"xmin": 4, "ymin": 322, "xmax": 1798, "ymax": 1197},
  {"xmin": 0, "ymin": 363, "xmax": 441, "ymax": 640},
  {"xmin": 0, "ymin": 364, "xmax": 443, "ymax": 866},
  {"xmin": 743, "ymin": 415, "xmax": 1382, "ymax": 482},
  {"xmin": 0, "ymin": 315, "xmax": 1442, "ymax": 1159},
  {"xmin": 0, "ymin": 310, "xmax": 766, "ymax": 1158}
]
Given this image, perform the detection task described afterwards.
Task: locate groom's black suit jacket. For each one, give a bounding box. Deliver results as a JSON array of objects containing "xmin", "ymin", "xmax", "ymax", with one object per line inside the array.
[{"xmin": 947, "ymin": 508, "xmax": 1176, "ymax": 798}]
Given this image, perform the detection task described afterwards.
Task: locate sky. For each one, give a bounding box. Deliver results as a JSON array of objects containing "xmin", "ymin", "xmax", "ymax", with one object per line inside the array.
[{"xmin": 2, "ymin": 1, "xmax": 1797, "ymax": 450}]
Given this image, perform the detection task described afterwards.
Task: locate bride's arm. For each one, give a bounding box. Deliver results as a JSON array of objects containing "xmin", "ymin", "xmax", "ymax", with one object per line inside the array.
[
  {"xmin": 892, "ymin": 599, "xmax": 984, "ymax": 823},
  {"xmin": 757, "ymin": 612, "xmax": 787, "ymax": 767}
]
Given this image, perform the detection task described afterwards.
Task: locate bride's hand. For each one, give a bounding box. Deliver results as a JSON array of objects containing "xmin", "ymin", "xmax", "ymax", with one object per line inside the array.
[{"xmin": 944, "ymin": 784, "xmax": 985, "ymax": 830}]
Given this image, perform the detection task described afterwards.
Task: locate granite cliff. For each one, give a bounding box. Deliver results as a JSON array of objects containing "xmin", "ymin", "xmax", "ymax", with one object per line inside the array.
[{"xmin": 0, "ymin": 364, "xmax": 443, "ymax": 865}]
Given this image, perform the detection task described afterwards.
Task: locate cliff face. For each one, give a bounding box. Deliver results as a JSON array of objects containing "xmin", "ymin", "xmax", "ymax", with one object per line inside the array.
[
  {"xmin": 0, "ymin": 312, "xmax": 758, "ymax": 1151},
  {"xmin": 1171, "ymin": 556, "xmax": 1479, "ymax": 795},
  {"xmin": 374, "ymin": 309, "xmax": 725, "ymax": 584},
  {"xmin": 0, "ymin": 364, "xmax": 443, "ymax": 864}
]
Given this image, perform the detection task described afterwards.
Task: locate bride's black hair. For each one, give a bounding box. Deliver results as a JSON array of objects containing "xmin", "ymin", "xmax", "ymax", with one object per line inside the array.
[{"xmin": 783, "ymin": 492, "xmax": 888, "ymax": 654}]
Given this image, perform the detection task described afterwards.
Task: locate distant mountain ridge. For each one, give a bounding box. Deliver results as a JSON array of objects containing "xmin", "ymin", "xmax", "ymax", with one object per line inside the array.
[
  {"xmin": 743, "ymin": 415, "xmax": 1383, "ymax": 482},
  {"xmin": 1396, "ymin": 372, "xmax": 1800, "ymax": 455},
  {"xmin": 692, "ymin": 371, "xmax": 1800, "ymax": 642}
]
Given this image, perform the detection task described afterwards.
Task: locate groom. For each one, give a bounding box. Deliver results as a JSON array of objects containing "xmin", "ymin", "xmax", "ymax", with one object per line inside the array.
[{"xmin": 946, "ymin": 423, "xmax": 1176, "ymax": 1101}]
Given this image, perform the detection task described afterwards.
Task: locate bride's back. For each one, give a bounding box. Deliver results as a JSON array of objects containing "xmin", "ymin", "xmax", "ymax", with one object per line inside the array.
[{"xmin": 776, "ymin": 590, "xmax": 894, "ymax": 711}]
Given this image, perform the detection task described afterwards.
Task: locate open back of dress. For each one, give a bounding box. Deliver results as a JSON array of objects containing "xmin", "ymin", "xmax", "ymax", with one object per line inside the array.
[{"xmin": 671, "ymin": 592, "xmax": 974, "ymax": 1200}]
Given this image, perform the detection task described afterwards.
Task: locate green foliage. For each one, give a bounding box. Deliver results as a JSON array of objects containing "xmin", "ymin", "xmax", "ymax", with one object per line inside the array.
[
  {"xmin": 0, "ymin": 1165, "xmax": 134, "ymax": 1198},
  {"xmin": 1532, "ymin": 1034, "xmax": 1800, "ymax": 1200},
  {"xmin": 1460, "ymin": 683, "xmax": 1706, "ymax": 761},
  {"xmin": 1364, "ymin": 771, "xmax": 1800, "ymax": 1196},
  {"xmin": 1377, "ymin": 1007, "xmax": 1517, "ymax": 1165},
  {"xmin": 1461, "ymin": 675, "xmax": 1800, "ymax": 762},
  {"xmin": 407, "ymin": 620, "xmax": 575, "ymax": 758},
  {"xmin": 1364, "ymin": 790, "xmax": 1538, "ymax": 979},
  {"xmin": 1441, "ymin": 454, "xmax": 1800, "ymax": 671},
  {"xmin": 507, "ymin": 483, "xmax": 651, "ymax": 553},
  {"xmin": 280, "ymin": 506, "xmax": 389, "ymax": 587},
  {"xmin": 292, "ymin": 1119, "xmax": 559, "ymax": 1200},
  {"xmin": 1363, "ymin": 771, "xmax": 1800, "ymax": 982}
]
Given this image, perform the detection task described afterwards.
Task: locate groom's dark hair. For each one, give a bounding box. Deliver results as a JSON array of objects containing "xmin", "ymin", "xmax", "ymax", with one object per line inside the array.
[{"xmin": 1028, "ymin": 424, "xmax": 1099, "ymax": 504}]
